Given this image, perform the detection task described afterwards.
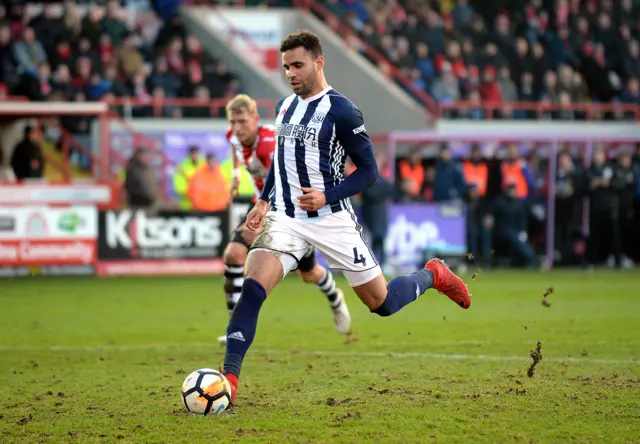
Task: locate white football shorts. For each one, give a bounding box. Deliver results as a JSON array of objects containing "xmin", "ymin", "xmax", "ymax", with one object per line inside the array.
[{"xmin": 250, "ymin": 210, "xmax": 382, "ymax": 287}]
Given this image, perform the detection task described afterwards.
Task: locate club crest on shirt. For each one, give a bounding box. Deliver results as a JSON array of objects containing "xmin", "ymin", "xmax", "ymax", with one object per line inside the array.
[{"xmin": 310, "ymin": 112, "xmax": 326, "ymax": 124}]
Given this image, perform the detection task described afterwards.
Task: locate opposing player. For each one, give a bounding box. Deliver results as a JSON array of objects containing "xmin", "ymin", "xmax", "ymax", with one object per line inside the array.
[
  {"xmin": 219, "ymin": 94, "xmax": 351, "ymax": 345},
  {"xmin": 222, "ymin": 31, "xmax": 471, "ymax": 404}
]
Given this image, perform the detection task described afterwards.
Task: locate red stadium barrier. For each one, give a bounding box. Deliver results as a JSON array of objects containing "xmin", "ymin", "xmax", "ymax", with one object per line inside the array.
[{"xmin": 440, "ymin": 101, "xmax": 640, "ymax": 121}]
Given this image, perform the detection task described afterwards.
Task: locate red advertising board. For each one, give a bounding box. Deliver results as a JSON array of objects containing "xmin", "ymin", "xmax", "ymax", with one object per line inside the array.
[
  {"xmin": 96, "ymin": 259, "xmax": 224, "ymax": 276},
  {"xmin": 0, "ymin": 239, "xmax": 96, "ymax": 266},
  {"xmin": 0, "ymin": 206, "xmax": 97, "ymax": 271}
]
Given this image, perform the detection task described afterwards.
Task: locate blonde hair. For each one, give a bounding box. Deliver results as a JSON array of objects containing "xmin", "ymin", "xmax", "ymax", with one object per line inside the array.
[{"xmin": 225, "ymin": 94, "xmax": 258, "ymax": 117}]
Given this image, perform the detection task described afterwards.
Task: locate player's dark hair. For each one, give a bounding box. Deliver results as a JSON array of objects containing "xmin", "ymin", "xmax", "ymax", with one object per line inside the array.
[{"xmin": 280, "ymin": 30, "xmax": 323, "ymax": 59}]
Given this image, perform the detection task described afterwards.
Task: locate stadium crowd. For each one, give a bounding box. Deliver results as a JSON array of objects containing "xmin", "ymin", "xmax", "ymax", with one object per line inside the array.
[
  {"xmin": 321, "ymin": 0, "xmax": 640, "ymax": 118},
  {"xmin": 1, "ymin": 1, "xmax": 241, "ymax": 118}
]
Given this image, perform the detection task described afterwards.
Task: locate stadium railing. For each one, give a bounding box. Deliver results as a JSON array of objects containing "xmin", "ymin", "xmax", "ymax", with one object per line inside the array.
[{"xmin": 440, "ymin": 101, "xmax": 640, "ymax": 121}]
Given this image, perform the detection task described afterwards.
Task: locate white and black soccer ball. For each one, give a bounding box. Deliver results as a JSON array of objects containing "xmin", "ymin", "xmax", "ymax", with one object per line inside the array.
[{"xmin": 181, "ymin": 368, "xmax": 232, "ymax": 415}]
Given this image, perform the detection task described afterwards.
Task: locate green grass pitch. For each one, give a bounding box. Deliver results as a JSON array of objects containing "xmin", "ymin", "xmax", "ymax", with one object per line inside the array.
[{"xmin": 1, "ymin": 270, "xmax": 639, "ymax": 443}]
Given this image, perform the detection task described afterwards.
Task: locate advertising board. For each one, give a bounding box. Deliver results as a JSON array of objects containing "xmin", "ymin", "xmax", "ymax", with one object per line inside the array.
[
  {"xmin": 385, "ymin": 203, "xmax": 467, "ymax": 269},
  {"xmin": 0, "ymin": 206, "xmax": 98, "ymax": 275},
  {"xmin": 96, "ymin": 209, "xmax": 229, "ymax": 276}
]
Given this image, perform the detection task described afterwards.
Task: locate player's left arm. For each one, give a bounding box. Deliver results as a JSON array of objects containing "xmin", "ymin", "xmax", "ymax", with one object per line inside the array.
[{"xmin": 321, "ymin": 105, "xmax": 378, "ymax": 205}]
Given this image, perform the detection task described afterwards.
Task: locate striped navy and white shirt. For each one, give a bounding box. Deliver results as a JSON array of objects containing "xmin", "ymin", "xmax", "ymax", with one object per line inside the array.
[{"xmin": 260, "ymin": 86, "xmax": 378, "ymax": 219}]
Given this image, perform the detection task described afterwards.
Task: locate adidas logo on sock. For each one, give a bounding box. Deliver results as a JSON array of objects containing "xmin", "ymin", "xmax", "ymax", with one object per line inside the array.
[{"xmin": 228, "ymin": 331, "xmax": 246, "ymax": 342}]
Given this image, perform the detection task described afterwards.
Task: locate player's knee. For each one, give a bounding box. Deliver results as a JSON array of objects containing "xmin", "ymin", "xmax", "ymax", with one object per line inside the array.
[
  {"xmin": 224, "ymin": 243, "xmax": 247, "ymax": 265},
  {"xmin": 245, "ymin": 251, "xmax": 284, "ymax": 295},
  {"xmin": 298, "ymin": 270, "xmax": 317, "ymax": 283}
]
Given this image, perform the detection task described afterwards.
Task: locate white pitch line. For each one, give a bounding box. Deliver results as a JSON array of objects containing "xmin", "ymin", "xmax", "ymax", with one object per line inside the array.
[{"xmin": 0, "ymin": 343, "xmax": 637, "ymax": 365}]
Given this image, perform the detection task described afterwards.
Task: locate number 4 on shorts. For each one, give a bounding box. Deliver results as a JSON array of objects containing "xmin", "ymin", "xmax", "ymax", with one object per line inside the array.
[{"xmin": 352, "ymin": 247, "xmax": 367, "ymax": 267}]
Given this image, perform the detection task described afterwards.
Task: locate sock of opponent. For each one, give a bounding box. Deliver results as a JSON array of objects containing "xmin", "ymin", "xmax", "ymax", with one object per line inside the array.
[
  {"xmin": 223, "ymin": 263, "xmax": 244, "ymax": 315},
  {"xmin": 372, "ymin": 269, "xmax": 434, "ymax": 317},
  {"xmin": 317, "ymin": 267, "xmax": 341, "ymax": 308},
  {"xmin": 223, "ymin": 278, "xmax": 267, "ymax": 379}
]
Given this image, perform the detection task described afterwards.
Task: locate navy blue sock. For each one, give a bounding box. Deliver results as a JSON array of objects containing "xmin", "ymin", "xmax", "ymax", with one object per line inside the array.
[
  {"xmin": 223, "ymin": 278, "xmax": 267, "ymax": 378},
  {"xmin": 373, "ymin": 269, "xmax": 434, "ymax": 317}
]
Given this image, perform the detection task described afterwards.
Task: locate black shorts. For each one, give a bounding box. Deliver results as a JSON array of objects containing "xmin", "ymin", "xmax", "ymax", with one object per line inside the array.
[{"xmin": 230, "ymin": 210, "xmax": 317, "ymax": 272}]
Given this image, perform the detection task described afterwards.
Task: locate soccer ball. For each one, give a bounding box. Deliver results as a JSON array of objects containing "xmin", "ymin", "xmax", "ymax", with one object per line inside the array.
[{"xmin": 181, "ymin": 368, "xmax": 232, "ymax": 415}]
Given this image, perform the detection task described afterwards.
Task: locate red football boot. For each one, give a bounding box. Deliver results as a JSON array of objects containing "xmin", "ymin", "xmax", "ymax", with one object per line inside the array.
[
  {"xmin": 224, "ymin": 372, "xmax": 238, "ymax": 405},
  {"xmin": 425, "ymin": 258, "xmax": 471, "ymax": 309}
]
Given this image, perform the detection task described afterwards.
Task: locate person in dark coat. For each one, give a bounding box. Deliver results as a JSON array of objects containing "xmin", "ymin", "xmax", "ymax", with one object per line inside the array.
[
  {"xmin": 124, "ymin": 148, "xmax": 158, "ymax": 211},
  {"xmin": 585, "ymin": 147, "xmax": 615, "ymax": 266},
  {"xmin": 554, "ymin": 151, "xmax": 581, "ymax": 265},
  {"xmin": 10, "ymin": 125, "xmax": 44, "ymax": 181},
  {"xmin": 361, "ymin": 153, "xmax": 395, "ymax": 269},
  {"xmin": 493, "ymin": 182, "xmax": 537, "ymax": 267},
  {"xmin": 611, "ymin": 152, "xmax": 638, "ymax": 267},
  {"xmin": 466, "ymin": 183, "xmax": 493, "ymax": 267},
  {"xmin": 434, "ymin": 144, "xmax": 467, "ymax": 202}
]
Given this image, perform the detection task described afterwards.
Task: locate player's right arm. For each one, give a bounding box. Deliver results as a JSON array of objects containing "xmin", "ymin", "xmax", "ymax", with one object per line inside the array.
[{"xmin": 246, "ymin": 98, "xmax": 283, "ymax": 231}]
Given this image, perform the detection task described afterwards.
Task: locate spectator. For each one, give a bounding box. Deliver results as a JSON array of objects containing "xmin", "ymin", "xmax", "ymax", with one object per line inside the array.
[
  {"xmin": 398, "ymin": 147, "xmax": 424, "ymax": 200},
  {"xmin": 103, "ymin": 0, "xmax": 129, "ymax": 47},
  {"xmin": 498, "ymin": 65, "xmax": 518, "ymax": 102},
  {"xmin": 117, "ymin": 32, "xmax": 144, "ymax": 80},
  {"xmin": 103, "ymin": 63, "xmax": 128, "ymax": 97},
  {"xmin": 361, "ymin": 153, "xmax": 395, "ymax": 270},
  {"xmin": 554, "ymin": 151, "xmax": 580, "ymax": 265},
  {"xmin": 74, "ymin": 36, "xmax": 100, "ymax": 73},
  {"xmin": 435, "ymin": 40, "xmax": 465, "ymax": 78},
  {"xmin": 518, "ymin": 71, "xmax": 536, "ymax": 108},
  {"xmin": 465, "ymin": 89, "xmax": 486, "ymax": 119},
  {"xmin": 149, "ymin": 56, "xmax": 180, "ymax": 97},
  {"xmin": 540, "ymin": 70, "xmax": 559, "ymax": 102},
  {"xmin": 62, "ymin": 3, "xmax": 82, "ymax": 42},
  {"xmin": 433, "ymin": 145, "xmax": 466, "ymax": 202},
  {"xmin": 164, "ymin": 36, "xmax": 185, "ymax": 76},
  {"xmin": 479, "ymin": 65, "xmax": 501, "ymax": 103},
  {"xmin": 556, "ymin": 91, "xmax": 575, "ymax": 120},
  {"xmin": 0, "ymin": 23, "xmax": 13, "ymax": 85},
  {"xmin": 611, "ymin": 153, "xmax": 637, "ymax": 268},
  {"xmin": 493, "ymin": 183, "xmax": 537, "ymax": 267},
  {"xmin": 621, "ymin": 77, "xmax": 640, "ymax": 107},
  {"xmin": 451, "ymin": 0, "xmax": 474, "ymax": 30},
  {"xmin": 585, "ymin": 147, "xmax": 615, "ymax": 267},
  {"xmin": 29, "ymin": 4, "xmax": 63, "ymax": 57},
  {"xmin": 501, "ymin": 143, "xmax": 533, "ymax": 200},
  {"xmin": 462, "ymin": 145, "xmax": 488, "ymax": 198},
  {"xmin": 490, "ymin": 13, "xmax": 513, "ymax": 55},
  {"xmin": 173, "ymin": 145, "xmax": 205, "ymax": 210},
  {"xmin": 431, "ymin": 62, "xmax": 460, "ymax": 105},
  {"xmin": 81, "ymin": 4, "xmax": 105, "ymax": 46},
  {"xmin": 414, "ymin": 42, "xmax": 436, "ymax": 84},
  {"xmin": 13, "ymin": 26, "xmax": 47, "ymax": 75},
  {"xmin": 460, "ymin": 38, "xmax": 480, "ymax": 67},
  {"xmin": 124, "ymin": 148, "xmax": 158, "ymax": 211},
  {"xmin": 421, "ymin": 166, "xmax": 436, "ymax": 202},
  {"xmin": 187, "ymin": 153, "xmax": 230, "ymax": 212},
  {"xmin": 50, "ymin": 40, "xmax": 74, "ymax": 72},
  {"xmin": 466, "ymin": 183, "xmax": 493, "ymax": 267},
  {"xmin": 184, "ymin": 85, "xmax": 211, "ymax": 118},
  {"xmin": 621, "ymin": 40, "xmax": 640, "ymax": 80},
  {"xmin": 10, "ymin": 125, "xmax": 44, "ymax": 181},
  {"xmin": 509, "ymin": 37, "xmax": 533, "ymax": 89}
]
